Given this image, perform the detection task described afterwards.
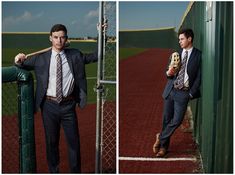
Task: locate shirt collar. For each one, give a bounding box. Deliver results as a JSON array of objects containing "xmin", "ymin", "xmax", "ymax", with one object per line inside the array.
[
  {"xmin": 51, "ymin": 49, "xmax": 65, "ymax": 57},
  {"xmin": 183, "ymin": 47, "xmax": 193, "ymax": 55}
]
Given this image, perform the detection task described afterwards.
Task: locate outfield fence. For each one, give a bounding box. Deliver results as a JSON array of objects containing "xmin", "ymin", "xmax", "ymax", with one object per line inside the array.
[
  {"xmin": 119, "ymin": 27, "xmax": 178, "ymax": 49},
  {"xmin": 180, "ymin": 2, "xmax": 233, "ymax": 173}
]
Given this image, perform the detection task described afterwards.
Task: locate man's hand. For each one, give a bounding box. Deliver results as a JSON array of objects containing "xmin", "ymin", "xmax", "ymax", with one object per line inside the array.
[
  {"xmin": 97, "ymin": 19, "xmax": 108, "ymax": 32},
  {"xmin": 15, "ymin": 53, "xmax": 26, "ymax": 64},
  {"xmin": 166, "ymin": 67, "xmax": 176, "ymax": 76}
]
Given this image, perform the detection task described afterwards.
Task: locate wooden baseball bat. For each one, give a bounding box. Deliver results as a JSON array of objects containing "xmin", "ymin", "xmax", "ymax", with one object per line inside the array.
[{"xmin": 25, "ymin": 41, "xmax": 70, "ymax": 58}]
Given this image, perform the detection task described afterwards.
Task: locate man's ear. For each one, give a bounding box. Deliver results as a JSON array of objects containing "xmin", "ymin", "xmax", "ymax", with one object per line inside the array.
[
  {"xmin": 188, "ymin": 36, "xmax": 192, "ymax": 42},
  {"xmin": 49, "ymin": 36, "xmax": 52, "ymax": 42}
]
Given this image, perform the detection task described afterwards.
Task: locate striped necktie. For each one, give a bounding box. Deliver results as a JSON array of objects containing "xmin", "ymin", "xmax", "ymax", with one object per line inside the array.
[
  {"xmin": 174, "ymin": 51, "xmax": 188, "ymax": 89},
  {"xmin": 56, "ymin": 54, "xmax": 63, "ymax": 103}
]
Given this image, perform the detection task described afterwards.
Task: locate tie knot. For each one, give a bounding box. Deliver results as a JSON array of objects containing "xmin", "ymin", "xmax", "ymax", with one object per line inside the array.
[
  {"xmin": 183, "ymin": 51, "xmax": 188, "ymax": 60},
  {"xmin": 56, "ymin": 54, "xmax": 61, "ymax": 59}
]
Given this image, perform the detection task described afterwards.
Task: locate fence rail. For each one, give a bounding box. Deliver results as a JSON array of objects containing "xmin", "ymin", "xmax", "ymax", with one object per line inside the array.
[{"xmin": 2, "ymin": 66, "xmax": 36, "ymax": 173}]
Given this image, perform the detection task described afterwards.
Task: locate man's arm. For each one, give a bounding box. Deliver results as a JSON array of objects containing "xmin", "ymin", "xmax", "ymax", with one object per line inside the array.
[
  {"xmin": 189, "ymin": 53, "xmax": 202, "ymax": 98},
  {"xmin": 83, "ymin": 21, "xmax": 108, "ymax": 64},
  {"xmin": 83, "ymin": 51, "xmax": 99, "ymax": 64},
  {"xmin": 14, "ymin": 53, "xmax": 36, "ymax": 70}
]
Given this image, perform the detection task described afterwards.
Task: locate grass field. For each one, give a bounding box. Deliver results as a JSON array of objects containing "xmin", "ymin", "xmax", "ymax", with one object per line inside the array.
[
  {"xmin": 119, "ymin": 48, "xmax": 147, "ymax": 60},
  {"xmin": 2, "ymin": 34, "xmax": 116, "ymax": 115}
]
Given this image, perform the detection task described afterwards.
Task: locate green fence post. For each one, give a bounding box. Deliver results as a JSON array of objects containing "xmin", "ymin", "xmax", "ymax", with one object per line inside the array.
[
  {"xmin": 2, "ymin": 66, "xmax": 36, "ymax": 173},
  {"xmin": 17, "ymin": 67, "xmax": 36, "ymax": 173}
]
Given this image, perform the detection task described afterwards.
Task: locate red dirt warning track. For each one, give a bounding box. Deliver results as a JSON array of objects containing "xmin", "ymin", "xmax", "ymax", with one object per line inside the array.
[{"xmin": 119, "ymin": 48, "xmax": 202, "ymax": 173}]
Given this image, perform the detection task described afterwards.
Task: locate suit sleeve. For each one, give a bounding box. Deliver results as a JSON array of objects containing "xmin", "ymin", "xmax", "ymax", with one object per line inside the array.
[
  {"xmin": 83, "ymin": 34, "xmax": 108, "ymax": 64},
  {"xmin": 82, "ymin": 50, "xmax": 98, "ymax": 64},
  {"xmin": 15, "ymin": 55, "xmax": 37, "ymax": 71}
]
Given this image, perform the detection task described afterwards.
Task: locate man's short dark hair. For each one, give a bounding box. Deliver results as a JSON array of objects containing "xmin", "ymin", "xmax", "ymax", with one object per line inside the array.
[
  {"xmin": 178, "ymin": 28, "xmax": 194, "ymax": 42},
  {"xmin": 50, "ymin": 24, "xmax": 67, "ymax": 36}
]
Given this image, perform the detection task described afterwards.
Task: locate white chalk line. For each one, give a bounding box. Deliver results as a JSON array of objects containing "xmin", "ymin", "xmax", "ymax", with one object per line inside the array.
[
  {"xmin": 87, "ymin": 76, "xmax": 116, "ymax": 80},
  {"xmin": 29, "ymin": 76, "xmax": 115, "ymax": 82},
  {"xmin": 119, "ymin": 156, "xmax": 197, "ymax": 162}
]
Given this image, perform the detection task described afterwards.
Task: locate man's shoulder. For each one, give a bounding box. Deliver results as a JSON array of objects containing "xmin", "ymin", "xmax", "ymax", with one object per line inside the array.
[
  {"xmin": 64, "ymin": 48, "xmax": 81, "ymax": 54},
  {"xmin": 193, "ymin": 47, "xmax": 202, "ymax": 54}
]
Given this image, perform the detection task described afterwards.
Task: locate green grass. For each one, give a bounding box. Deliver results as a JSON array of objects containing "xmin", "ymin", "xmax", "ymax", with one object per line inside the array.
[
  {"xmin": 2, "ymin": 39, "xmax": 116, "ymax": 115},
  {"xmin": 119, "ymin": 48, "xmax": 147, "ymax": 60},
  {"xmin": 2, "ymin": 48, "xmax": 44, "ymax": 67},
  {"xmin": 2, "ymin": 82, "xmax": 18, "ymax": 116}
]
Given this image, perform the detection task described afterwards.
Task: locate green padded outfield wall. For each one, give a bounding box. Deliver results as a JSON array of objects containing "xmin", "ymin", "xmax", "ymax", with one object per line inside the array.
[
  {"xmin": 119, "ymin": 27, "xmax": 178, "ymax": 49},
  {"xmin": 2, "ymin": 33, "xmax": 50, "ymax": 49},
  {"xmin": 2, "ymin": 33, "xmax": 98, "ymax": 67},
  {"xmin": 179, "ymin": 2, "xmax": 233, "ymax": 173}
]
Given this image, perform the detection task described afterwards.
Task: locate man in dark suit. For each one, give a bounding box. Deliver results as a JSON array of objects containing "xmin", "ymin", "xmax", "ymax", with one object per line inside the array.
[
  {"xmin": 14, "ymin": 24, "xmax": 103, "ymax": 173},
  {"xmin": 153, "ymin": 28, "xmax": 201, "ymax": 157}
]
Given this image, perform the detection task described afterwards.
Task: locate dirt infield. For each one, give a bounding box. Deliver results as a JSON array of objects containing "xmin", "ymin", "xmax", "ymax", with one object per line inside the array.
[
  {"xmin": 119, "ymin": 48, "xmax": 202, "ymax": 173},
  {"xmin": 3, "ymin": 104, "xmax": 97, "ymax": 173}
]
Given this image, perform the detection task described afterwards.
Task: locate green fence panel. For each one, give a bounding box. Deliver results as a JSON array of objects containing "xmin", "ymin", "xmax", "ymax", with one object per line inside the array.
[
  {"xmin": 180, "ymin": 2, "xmax": 233, "ymax": 173},
  {"xmin": 2, "ymin": 66, "xmax": 36, "ymax": 173},
  {"xmin": 213, "ymin": 2, "xmax": 233, "ymax": 173}
]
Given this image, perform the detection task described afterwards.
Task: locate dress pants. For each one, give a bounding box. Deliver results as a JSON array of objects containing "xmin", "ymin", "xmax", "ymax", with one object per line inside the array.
[
  {"xmin": 160, "ymin": 88, "xmax": 190, "ymax": 149},
  {"xmin": 41, "ymin": 99, "xmax": 81, "ymax": 173}
]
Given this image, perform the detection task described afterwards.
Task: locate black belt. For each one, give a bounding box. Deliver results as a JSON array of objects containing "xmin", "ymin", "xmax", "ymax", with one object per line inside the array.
[{"xmin": 45, "ymin": 95, "xmax": 75, "ymax": 102}]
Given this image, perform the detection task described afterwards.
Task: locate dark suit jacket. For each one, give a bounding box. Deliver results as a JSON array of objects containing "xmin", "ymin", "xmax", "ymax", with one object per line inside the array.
[
  {"xmin": 162, "ymin": 47, "xmax": 202, "ymax": 99},
  {"xmin": 16, "ymin": 48, "xmax": 98, "ymax": 111}
]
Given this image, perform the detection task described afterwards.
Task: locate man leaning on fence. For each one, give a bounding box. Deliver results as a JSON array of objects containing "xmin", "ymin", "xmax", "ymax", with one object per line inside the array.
[
  {"xmin": 152, "ymin": 28, "xmax": 202, "ymax": 158},
  {"xmin": 14, "ymin": 23, "xmax": 106, "ymax": 173}
]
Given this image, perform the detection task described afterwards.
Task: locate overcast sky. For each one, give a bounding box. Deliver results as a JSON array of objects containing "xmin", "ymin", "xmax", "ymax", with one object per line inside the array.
[
  {"xmin": 119, "ymin": 1, "xmax": 189, "ymax": 31},
  {"xmin": 2, "ymin": 1, "xmax": 116, "ymax": 37}
]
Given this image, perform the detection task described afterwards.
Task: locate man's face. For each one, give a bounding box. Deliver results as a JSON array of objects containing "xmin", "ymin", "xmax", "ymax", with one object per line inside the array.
[
  {"xmin": 50, "ymin": 31, "xmax": 67, "ymax": 52},
  {"xmin": 178, "ymin": 33, "xmax": 192, "ymax": 49}
]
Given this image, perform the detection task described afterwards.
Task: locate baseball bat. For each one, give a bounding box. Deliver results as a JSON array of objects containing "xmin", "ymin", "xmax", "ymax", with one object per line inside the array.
[{"xmin": 25, "ymin": 41, "xmax": 70, "ymax": 58}]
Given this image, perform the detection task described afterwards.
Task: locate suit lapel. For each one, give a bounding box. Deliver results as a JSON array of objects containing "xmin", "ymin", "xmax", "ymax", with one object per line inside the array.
[
  {"xmin": 43, "ymin": 50, "xmax": 52, "ymax": 85},
  {"xmin": 187, "ymin": 47, "xmax": 196, "ymax": 73},
  {"xmin": 64, "ymin": 49, "xmax": 74, "ymax": 77},
  {"xmin": 179, "ymin": 49, "xmax": 183, "ymax": 56},
  {"xmin": 44, "ymin": 50, "xmax": 51, "ymax": 66}
]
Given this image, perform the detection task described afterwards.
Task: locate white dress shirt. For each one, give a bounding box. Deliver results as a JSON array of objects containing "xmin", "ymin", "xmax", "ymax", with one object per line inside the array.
[
  {"xmin": 182, "ymin": 47, "xmax": 193, "ymax": 87},
  {"xmin": 46, "ymin": 49, "xmax": 74, "ymax": 97}
]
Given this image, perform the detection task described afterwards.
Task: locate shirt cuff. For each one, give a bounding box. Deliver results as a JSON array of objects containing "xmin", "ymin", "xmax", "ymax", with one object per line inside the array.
[{"xmin": 189, "ymin": 93, "xmax": 193, "ymax": 99}]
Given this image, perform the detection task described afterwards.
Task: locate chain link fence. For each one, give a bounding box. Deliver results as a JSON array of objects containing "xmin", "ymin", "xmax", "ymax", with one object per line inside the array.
[
  {"xmin": 99, "ymin": 1, "xmax": 116, "ymax": 173},
  {"xmin": 2, "ymin": 82, "xmax": 19, "ymax": 173}
]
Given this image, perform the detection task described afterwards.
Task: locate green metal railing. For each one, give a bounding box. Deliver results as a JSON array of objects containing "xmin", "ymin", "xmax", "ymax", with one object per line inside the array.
[{"xmin": 2, "ymin": 66, "xmax": 36, "ymax": 173}]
